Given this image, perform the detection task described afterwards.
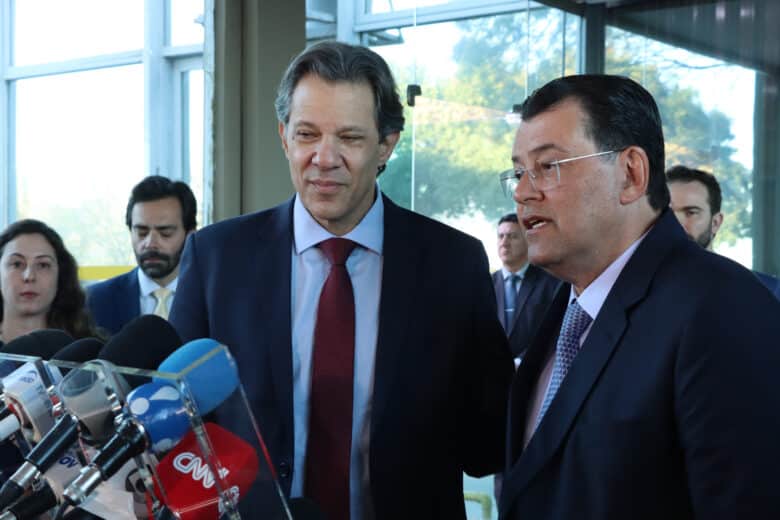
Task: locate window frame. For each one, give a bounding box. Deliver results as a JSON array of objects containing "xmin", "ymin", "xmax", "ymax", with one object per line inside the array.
[{"xmin": 0, "ymin": 0, "xmax": 213, "ymax": 231}]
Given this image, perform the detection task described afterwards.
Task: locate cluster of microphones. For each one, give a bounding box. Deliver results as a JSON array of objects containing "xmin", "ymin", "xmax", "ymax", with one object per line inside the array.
[{"xmin": 0, "ymin": 315, "xmax": 288, "ymax": 520}]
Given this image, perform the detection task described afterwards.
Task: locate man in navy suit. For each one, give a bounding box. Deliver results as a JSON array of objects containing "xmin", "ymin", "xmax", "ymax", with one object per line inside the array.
[
  {"xmin": 499, "ymin": 75, "xmax": 780, "ymax": 518},
  {"xmin": 491, "ymin": 212, "xmax": 558, "ymax": 503},
  {"xmin": 87, "ymin": 176, "xmax": 196, "ymax": 335},
  {"xmin": 667, "ymin": 164, "xmax": 780, "ymax": 299},
  {"xmin": 170, "ymin": 41, "xmax": 512, "ymax": 520},
  {"xmin": 492, "ymin": 213, "xmax": 558, "ymax": 363}
]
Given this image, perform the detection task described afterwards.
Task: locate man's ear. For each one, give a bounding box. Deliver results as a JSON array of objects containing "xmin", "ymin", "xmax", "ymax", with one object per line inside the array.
[
  {"xmin": 378, "ymin": 132, "xmax": 401, "ymax": 164},
  {"xmin": 711, "ymin": 211, "xmax": 724, "ymax": 236},
  {"xmin": 279, "ymin": 122, "xmax": 289, "ymax": 157},
  {"xmin": 619, "ymin": 146, "xmax": 650, "ymax": 205}
]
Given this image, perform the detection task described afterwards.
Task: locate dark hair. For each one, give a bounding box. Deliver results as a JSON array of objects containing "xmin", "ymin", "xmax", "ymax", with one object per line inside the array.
[
  {"xmin": 498, "ymin": 213, "xmax": 519, "ymax": 225},
  {"xmin": 666, "ymin": 165, "xmax": 722, "ymax": 214},
  {"xmin": 0, "ymin": 219, "xmax": 97, "ymax": 339},
  {"xmin": 125, "ymin": 176, "xmax": 197, "ymax": 232},
  {"xmin": 519, "ymin": 74, "xmax": 669, "ymax": 211},
  {"xmin": 275, "ymin": 40, "xmax": 405, "ymax": 142}
]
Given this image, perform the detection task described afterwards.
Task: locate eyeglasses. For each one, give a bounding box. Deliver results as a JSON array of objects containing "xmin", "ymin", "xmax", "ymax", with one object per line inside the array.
[{"xmin": 499, "ymin": 150, "xmax": 621, "ymax": 199}]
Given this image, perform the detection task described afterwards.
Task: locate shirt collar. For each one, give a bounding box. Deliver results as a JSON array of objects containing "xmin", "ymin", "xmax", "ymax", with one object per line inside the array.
[
  {"xmin": 571, "ymin": 229, "xmax": 650, "ymax": 321},
  {"xmin": 137, "ymin": 268, "xmax": 178, "ymax": 297},
  {"xmin": 293, "ymin": 184, "xmax": 384, "ymax": 255},
  {"xmin": 502, "ymin": 263, "xmax": 529, "ymax": 281}
]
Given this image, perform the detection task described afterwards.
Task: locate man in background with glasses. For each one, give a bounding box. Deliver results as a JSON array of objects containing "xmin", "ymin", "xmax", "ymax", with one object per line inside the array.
[{"xmin": 499, "ymin": 74, "xmax": 780, "ymax": 519}]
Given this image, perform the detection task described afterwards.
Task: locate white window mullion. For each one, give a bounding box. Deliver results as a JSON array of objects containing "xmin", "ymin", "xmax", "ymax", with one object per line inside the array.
[
  {"xmin": 145, "ymin": 0, "xmax": 174, "ymax": 178},
  {"xmin": 1, "ymin": 0, "xmax": 13, "ymax": 228}
]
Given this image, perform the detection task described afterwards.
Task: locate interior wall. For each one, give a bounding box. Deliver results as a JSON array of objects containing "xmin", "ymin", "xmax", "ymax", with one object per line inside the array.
[{"xmin": 213, "ymin": 0, "xmax": 305, "ymax": 221}]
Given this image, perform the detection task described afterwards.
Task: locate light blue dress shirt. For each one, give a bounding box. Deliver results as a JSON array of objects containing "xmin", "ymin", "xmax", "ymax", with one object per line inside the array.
[{"xmin": 289, "ymin": 191, "xmax": 383, "ymax": 519}]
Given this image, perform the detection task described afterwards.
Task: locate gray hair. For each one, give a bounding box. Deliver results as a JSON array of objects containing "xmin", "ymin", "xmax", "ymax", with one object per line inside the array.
[{"xmin": 274, "ymin": 41, "xmax": 405, "ymax": 142}]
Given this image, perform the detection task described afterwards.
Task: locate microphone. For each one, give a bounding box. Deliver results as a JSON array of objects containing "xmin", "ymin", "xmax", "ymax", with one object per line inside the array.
[
  {"xmin": 0, "ymin": 339, "xmax": 108, "ymax": 510},
  {"xmin": 148, "ymin": 423, "xmax": 259, "ymax": 520},
  {"xmin": 0, "ymin": 449, "xmax": 82, "ymax": 520},
  {"xmin": 62, "ymin": 339, "xmax": 240, "ymax": 508},
  {"xmin": 97, "ymin": 315, "xmax": 182, "ymax": 370},
  {"xmin": 0, "ymin": 323, "xmax": 180, "ymax": 511},
  {"xmin": 0, "ymin": 361, "xmax": 64, "ymax": 443},
  {"xmin": 0, "ymin": 329, "xmax": 73, "ymax": 384},
  {"xmin": 0, "ymin": 333, "xmax": 88, "ymax": 488},
  {"xmin": 1, "ymin": 447, "xmax": 146, "ymax": 520},
  {"xmin": 50, "ymin": 338, "xmax": 104, "ymax": 364},
  {"xmin": 0, "ymin": 329, "xmax": 74, "ymax": 357}
]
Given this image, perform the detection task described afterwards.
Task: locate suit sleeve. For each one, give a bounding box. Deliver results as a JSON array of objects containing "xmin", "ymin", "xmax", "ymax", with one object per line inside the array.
[
  {"xmin": 169, "ymin": 233, "xmax": 209, "ymax": 342},
  {"xmin": 460, "ymin": 241, "xmax": 514, "ymax": 477},
  {"xmin": 675, "ymin": 279, "xmax": 780, "ymax": 516}
]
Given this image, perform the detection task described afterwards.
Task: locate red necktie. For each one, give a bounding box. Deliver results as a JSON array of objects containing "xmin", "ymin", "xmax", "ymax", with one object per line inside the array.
[{"xmin": 305, "ymin": 238, "xmax": 356, "ymax": 519}]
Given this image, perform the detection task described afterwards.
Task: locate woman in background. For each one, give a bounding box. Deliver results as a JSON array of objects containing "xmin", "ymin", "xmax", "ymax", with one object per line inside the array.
[{"xmin": 0, "ymin": 219, "xmax": 96, "ymax": 344}]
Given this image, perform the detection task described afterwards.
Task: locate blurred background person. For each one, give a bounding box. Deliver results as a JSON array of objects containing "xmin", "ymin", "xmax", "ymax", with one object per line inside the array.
[
  {"xmin": 492, "ymin": 212, "xmax": 558, "ymax": 502},
  {"xmin": 0, "ymin": 219, "xmax": 97, "ymax": 345},
  {"xmin": 667, "ymin": 165, "xmax": 780, "ymax": 299},
  {"xmin": 87, "ymin": 175, "xmax": 197, "ymax": 335},
  {"xmin": 493, "ymin": 212, "xmax": 559, "ymax": 365}
]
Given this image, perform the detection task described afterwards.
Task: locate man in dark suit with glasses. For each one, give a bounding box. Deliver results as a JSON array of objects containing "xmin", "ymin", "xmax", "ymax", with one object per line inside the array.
[{"xmin": 499, "ymin": 74, "xmax": 780, "ymax": 519}]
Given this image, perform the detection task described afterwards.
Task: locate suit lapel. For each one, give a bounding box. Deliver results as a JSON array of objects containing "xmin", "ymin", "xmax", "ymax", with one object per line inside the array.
[
  {"xmin": 371, "ymin": 196, "xmax": 417, "ymax": 432},
  {"xmin": 502, "ymin": 210, "xmax": 687, "ymax": 502},
  {"xmin": 121, "ymin": 269, "xmax": 142, "ymax": 325},
  {"xmin": 254, "ymin": 200, "xmax": 295, "ymax": 430},
  {"xmin": 504, "ymin": 286, "xmax": 568, "ymax": 468}
]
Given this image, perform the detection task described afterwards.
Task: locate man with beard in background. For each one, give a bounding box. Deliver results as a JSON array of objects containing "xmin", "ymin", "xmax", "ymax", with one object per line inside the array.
[
  {"xmin": 666, "ymin": 165, "xmax": 780, "ymax": 298},
  {"xmin": 87, "ymin": 175, "xmax": 197, "ymax": 335}
]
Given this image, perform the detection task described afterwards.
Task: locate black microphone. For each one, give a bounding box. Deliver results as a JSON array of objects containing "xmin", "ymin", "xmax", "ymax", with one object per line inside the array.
[
  {"xmin": 0, "ymin": 330, "xmax": 74, "ymax": 357},
  {"xmin": 0, "ymin": 330, "xmax": 74, "ymax": 380},
  {"xmin": 50, "ymin": 338, "xmax": 104, "ymax": 364},
  {"xmin": 97, "ymin": 315, "xmax": 182, "ymax": 370}
]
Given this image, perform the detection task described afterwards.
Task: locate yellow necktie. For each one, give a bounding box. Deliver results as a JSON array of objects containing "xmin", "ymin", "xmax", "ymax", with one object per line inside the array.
[{"xmin": 152, "ymin": 287, "xmax": 172, "ymax": 320}]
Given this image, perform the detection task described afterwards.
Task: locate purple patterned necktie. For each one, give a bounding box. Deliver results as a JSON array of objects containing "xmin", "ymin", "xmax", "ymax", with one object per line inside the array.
[{"xmin": 536, "ymin": 298, "xmax": 592, "ymax": 427}]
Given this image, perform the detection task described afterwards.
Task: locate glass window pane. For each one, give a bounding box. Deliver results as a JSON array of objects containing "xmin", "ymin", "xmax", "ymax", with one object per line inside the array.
[
  {"xmin": 367, "ymin": 0, "xmax": 452, "ymax": 14},
  {"xmin": 606, "ymin": 26, "xmax": 755, "ymax": 268},
  {"xmin": 183, "ymin": 69, "xmax": 205, "ymax": 226},
  {"xmin": 14, "ymin": 65, "xmax": 144, "ymax": 267},
  {"xmin": 170, "ymin": 0, "xmax": 205, "ymax": 46},
  {"xmin": 12, "ymin": 0, "xmax": 143, "ymax": 65},
  {"xmin": 373, "ymin": 8, "xmax": 579, "ymax": 270}
]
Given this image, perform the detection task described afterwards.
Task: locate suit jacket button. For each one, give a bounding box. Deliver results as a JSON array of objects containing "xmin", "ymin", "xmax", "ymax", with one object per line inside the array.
[{"xmin": 278, "ymin": 461, "xmax": 290, "ymax": 479}]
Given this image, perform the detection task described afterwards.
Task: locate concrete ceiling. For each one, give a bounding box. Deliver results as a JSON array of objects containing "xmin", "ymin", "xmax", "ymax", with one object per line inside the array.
[{"xmin": 544, "ymin": 0, "xmax": 779, "ymax": 74}]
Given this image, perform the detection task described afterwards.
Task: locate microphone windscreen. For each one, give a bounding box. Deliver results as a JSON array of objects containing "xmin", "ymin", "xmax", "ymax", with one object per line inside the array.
[
  {"xmin": 0, "ymin": 329, "xmax": 74, "ymax": 359},
  {"xmin": 51, "ymin": 338, "xmax": 105, "ymax": 363},
  {"xmin": 153, "ymin": 422, "xmax": 259, "ymax": 520},
  {"xmin": 98, "ymin": 315, "xmax": 182, "ymax": 370},
  {"xmin": 155, "ymin": 339, "xmax": 239, "ymax": 415},
  {"xmin": 58, "ymin": 361, "xmax": 126, "ymax": 442},
  {"xmin": 126, "ymin": 382, "xmax": 190, "ymax": 453}
]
